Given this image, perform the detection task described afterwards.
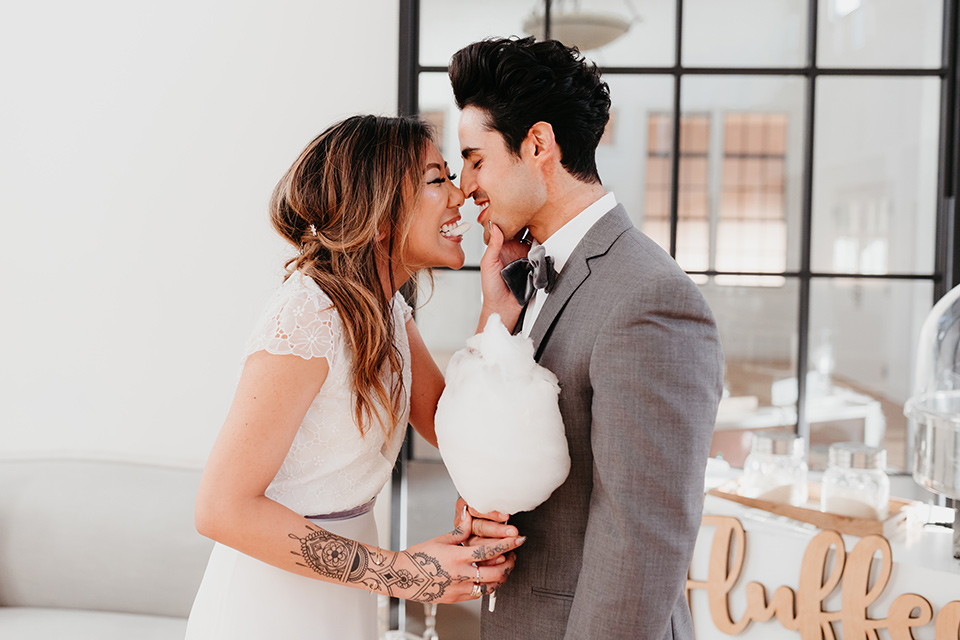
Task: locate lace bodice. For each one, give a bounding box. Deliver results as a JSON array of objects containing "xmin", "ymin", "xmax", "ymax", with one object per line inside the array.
[{"xmin": 243, "ymin": 271, "xmax": 411, "ymax": 516}]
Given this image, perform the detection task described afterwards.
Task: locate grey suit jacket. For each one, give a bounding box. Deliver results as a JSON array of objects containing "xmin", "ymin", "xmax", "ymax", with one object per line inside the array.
[{"xmin": 479, "ymin": 204, "xmax": 723, "ymax": 640}]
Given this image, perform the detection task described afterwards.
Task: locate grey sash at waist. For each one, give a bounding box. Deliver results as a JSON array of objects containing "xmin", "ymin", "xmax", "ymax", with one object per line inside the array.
[{"xmin": 304, "ymin": 496, "xmax": 376, "ymax": 522}]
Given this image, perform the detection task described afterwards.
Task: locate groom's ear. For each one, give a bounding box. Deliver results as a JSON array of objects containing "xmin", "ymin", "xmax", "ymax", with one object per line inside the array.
[{"xmin": 524, "ymin": 122, "xmax": 557, "ymax": 164}]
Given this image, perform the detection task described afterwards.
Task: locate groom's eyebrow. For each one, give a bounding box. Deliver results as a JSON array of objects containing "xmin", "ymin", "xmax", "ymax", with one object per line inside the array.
[{"xmin": 461, "ymin": 147, "xmax": 479, "ymax": 159}]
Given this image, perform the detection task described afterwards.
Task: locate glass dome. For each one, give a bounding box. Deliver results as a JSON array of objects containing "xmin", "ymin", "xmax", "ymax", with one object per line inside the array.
[{"xmin": 905, "ymin": 283, "xmax": 960, "ymax": 498}]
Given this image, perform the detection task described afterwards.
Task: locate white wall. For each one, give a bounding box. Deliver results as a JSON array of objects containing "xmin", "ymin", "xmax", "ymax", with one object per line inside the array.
[{"xmin": 0, "ymin": 0, "xmax": 399, "ymax": 465}]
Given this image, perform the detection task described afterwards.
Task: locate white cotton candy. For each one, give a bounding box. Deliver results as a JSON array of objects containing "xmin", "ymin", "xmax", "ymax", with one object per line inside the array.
[{"xmin": 435, "ymin": 314, "xmax": 570, "ymax": 515}]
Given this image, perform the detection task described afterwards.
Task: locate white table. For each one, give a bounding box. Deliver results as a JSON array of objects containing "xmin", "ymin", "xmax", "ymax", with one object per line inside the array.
[{"xmin": 689, "ymin": 486, "xmax": 960, "ymax": 639}]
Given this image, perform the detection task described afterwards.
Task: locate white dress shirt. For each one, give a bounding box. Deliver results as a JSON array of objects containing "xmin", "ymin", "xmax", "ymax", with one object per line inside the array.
[{"xmin": 520, "ymin": 192, "xmax": 617, "ymax": 338}]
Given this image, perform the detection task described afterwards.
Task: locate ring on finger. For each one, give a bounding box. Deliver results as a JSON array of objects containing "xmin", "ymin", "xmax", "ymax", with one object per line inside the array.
[
  {"xmin": 475, "ymin": 565, "xmax": 481, "ymax": 583},
  {"xmin": 470, "ymin": 583, "xmax": 482, "ymax": 598}
]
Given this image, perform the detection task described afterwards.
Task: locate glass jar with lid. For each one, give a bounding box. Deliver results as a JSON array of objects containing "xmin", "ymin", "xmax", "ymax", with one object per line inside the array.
[
  {"xmin": 904, "ymin": 282, "xmax": 960, "ymax": 501},
  {"xmin": 820, "ymin": 442, "xmax": 890, "ymax": 520},
  {"xmin": 739, "ymin": 431, "xmax": 808, "ymax": 505}
]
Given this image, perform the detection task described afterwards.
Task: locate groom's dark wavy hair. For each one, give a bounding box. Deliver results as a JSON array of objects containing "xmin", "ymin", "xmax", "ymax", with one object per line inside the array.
[{"xmin": 449, "ymin": 36, "xmax": 610, "ymax": 184}]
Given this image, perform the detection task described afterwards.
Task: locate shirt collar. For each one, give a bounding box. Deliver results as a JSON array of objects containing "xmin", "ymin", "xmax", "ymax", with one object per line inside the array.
[{"xmin": 532, "ymin": 192, "xmax": 617, "ymax": 273}]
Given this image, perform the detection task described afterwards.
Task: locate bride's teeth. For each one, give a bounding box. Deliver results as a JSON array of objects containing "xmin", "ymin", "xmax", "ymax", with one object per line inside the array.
[
  {"xmin": 440, "ymin": 222, "xmax": 472, "ymax": 237},
  {"xmin": 449, "ymin": 222, "xmax": 471, "ymax": 237}
]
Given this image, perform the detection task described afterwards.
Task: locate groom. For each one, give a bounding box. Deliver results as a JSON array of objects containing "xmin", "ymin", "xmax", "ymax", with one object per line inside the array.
[{"xmin": 450, "ymin": 37, "xmax": 724, "ymax": 639}]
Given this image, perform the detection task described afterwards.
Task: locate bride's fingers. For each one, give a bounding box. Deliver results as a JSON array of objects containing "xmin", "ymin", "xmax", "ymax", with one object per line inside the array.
[
  {"xmin": 480, "ymin": 222, "xmax": 504, "ymax": 268},
  {"xmin": 474, "ymin": 554, "xmax": 516, "ymax": 589},
  {"xmin": 452, "ymin": 562, "xmax": 515, "ymax": 600},
  {"xmin": 467, "ymin": 535, "xmax": 512, "ymax": 563},
  {"xmin": 449, "ymin": 506, "xmax": 472, "ymax": 544},
  {"xmin": 465, "ymin": 536, "xmax": 526, "ymax": 563},
  {"xmin": 470, "ymin": 517, "xmax": 518, "ymax": 539},
  {"xmin": 467, "ymin": 506, "xmax": 509, "ymax": 523}
]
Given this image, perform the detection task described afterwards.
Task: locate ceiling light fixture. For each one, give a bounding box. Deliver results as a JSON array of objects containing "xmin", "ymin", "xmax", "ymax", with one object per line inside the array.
[{"xmin": 522, "ymin": 0, "xmax": 639, "ymax": 51}]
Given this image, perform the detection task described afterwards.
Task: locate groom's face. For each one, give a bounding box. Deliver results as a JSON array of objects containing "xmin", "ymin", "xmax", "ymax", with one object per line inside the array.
[{"xmin": 458, "ymin": 106, "xmax": 546, "ymax": 245}]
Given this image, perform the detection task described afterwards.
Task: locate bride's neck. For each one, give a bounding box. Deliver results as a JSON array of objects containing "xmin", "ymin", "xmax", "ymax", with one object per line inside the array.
[{"xmin": 376, "ymin": 251, "xmax": 411, "ymax": 298}]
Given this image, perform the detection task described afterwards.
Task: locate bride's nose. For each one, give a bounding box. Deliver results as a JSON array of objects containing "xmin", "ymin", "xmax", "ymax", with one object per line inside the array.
[{"xmin": 448, "ymin": 183, "xmax": 465, "ymax": 208}]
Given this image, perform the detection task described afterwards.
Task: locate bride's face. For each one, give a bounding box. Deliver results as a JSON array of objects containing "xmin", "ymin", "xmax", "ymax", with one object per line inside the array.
[{"xmin": 402, "ymin": 142, "xmax": 468, "ymax": 271}]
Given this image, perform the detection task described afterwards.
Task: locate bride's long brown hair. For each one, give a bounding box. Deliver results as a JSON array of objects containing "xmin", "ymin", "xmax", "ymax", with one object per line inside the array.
[{"xmin": 269, "ymin": 115, "xmax": 431, "ymax": 437}]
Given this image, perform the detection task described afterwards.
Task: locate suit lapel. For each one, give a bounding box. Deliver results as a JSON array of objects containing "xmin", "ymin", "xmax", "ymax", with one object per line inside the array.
[{"xmin": 529, "ymin": 204, "xmax": 634, "ymax": 359}]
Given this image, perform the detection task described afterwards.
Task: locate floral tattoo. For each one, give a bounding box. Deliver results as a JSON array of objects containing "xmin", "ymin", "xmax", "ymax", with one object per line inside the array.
[{"xmin": 291, "ymin": 526, "xmax": 452, "ymax": 602}]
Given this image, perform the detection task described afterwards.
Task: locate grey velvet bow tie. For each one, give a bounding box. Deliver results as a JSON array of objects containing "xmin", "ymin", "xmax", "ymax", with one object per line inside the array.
[{"xmin": 499, "ymin": 244, "xmax": 558, "ymax": 306}]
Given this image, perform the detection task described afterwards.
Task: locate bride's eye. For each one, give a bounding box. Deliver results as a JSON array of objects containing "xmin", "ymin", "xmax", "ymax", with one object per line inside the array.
[{"xmin": 427, "ymin": 176, "xmax": 446, "ymax": 185}]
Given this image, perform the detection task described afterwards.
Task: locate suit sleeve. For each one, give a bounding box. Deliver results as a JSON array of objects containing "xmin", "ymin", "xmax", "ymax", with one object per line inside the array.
[{"xmin": 563, "ymin": 273, "xmax": 724, "ymax": 639}]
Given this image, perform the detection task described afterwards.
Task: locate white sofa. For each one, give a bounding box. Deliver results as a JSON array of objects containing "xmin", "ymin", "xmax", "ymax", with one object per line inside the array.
[{"xmin": 0, "ymin": 454, "xmax": 213, "ymax": 639}]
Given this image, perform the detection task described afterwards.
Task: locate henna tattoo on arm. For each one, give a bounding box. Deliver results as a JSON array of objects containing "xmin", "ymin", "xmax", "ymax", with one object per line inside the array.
[
  {"xmin": 289, "ymin": 526, "xmax": 453, "ymax": 602},
  {"xmin": 289, "ymin": 526, "xmax": 379, "ymax": 591}
]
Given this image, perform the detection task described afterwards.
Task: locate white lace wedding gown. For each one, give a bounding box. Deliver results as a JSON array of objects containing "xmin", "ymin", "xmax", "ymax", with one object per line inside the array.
[{"xmin": 185, "ymin": 271, "xmax": 410, "ymax": 640}]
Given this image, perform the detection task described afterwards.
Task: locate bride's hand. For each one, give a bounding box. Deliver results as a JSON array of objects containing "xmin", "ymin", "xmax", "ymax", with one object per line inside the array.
[
  {"xmin": 477, "ymin": 222, "xmax": 526, "ymax": 333},
  {"xmin": 395, "ymin": 509, "xmax": 524, "ymax": 604},
  {"xmin": 454, "ymin": 496, "xmax": 516, "ymax": 541}
]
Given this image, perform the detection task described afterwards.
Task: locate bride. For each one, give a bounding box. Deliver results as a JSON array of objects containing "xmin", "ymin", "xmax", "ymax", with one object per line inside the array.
[{"xmin": 185, "ymin": 115, "xmax": 525, "ymax": 639}]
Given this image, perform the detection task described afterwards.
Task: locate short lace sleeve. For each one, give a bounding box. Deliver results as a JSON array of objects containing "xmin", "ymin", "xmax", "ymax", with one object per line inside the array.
[
  {"xmin": 396, "ymin": 292, "xmax": 413, "ymax": 323},
  {"xmin": 245, "ymin": 273, "xmax": 340, "ymax": 362}
]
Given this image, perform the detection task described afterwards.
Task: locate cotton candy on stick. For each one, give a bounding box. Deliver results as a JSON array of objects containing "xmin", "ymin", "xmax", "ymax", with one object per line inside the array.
[
  {"xmin": 436, "ymin": 313, "xmax": 570, "ymax": 515},
  {"xmin": 435, "ymin": 314, "xmax": 570, "ymax": 612}
]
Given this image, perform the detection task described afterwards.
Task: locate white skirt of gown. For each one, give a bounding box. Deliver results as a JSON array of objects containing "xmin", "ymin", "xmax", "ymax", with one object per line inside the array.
[{"xmin": 185, "ymin": 510, "xmax": 380, "ymax": 640}]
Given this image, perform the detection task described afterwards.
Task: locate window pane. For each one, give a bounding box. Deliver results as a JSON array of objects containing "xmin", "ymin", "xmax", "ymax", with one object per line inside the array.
[
  {"xmin": 812, "ymin": 77, "xmax": 939, "ymax": 274},
  {"xmin": 418, "ymin": 0, "xmax": 529, "ymax": 68},
  {"xmin": 684, "ymin": 0, "xmax": 808, "ymax": 67},
  {"xmin": 419, "ymin": 0, "xmax": 676, "ymax": 68},
  {"xmin": 551, "ymin": 0, "xmax": 677, "ymax": 67},
  {"xmin": 680, "ymin": 156, "xmax": 709, "ymax": 188},
  {"xmin": 808, "ymin": 278, "xmax": 934, "ymax": 471},
  {"xmin": 701, "ymin": 279, "xmax": 800, "ymax": 467},
  {"xmin": 678, "ymin": 76, "xmax": 806, "ymax": 273},
  {"xmin": 817, "ymin": 0, "xmax": 943, "ymax": 68},
  {"xmin": 594, "ymin": 75, "xmax": 675, "ymax": 251}
]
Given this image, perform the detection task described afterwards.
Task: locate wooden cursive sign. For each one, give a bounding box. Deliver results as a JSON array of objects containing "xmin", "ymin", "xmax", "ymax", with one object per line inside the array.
[{"xmin": 686, "ymin": 515, "xmax": 960, "ymax": 639}]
